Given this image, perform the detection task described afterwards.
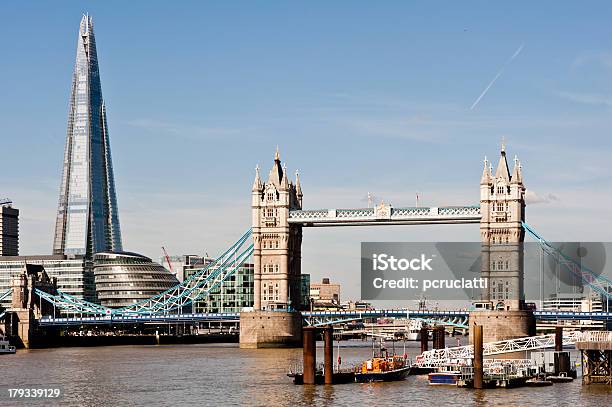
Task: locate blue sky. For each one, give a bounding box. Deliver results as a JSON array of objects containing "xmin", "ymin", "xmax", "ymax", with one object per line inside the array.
[{"xmin": 2, "ymin": 2, "xmax": 612, "ymax": 301}]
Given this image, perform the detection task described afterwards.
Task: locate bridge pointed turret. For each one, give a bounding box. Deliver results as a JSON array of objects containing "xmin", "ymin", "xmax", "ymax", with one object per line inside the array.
[
  {"xmin": 494, "ymin": 141, "xmax": 510, "ymax": 181},
  {"xmin": 281, "ymin": 163, "xmax": 290, "ymax": 190},
  {"xmin": 268, "ymin": 148, "xmax": 284, "ymax": 187},
  {"xmin": 295, "ymin": 170, "xmax": 303, "ymax": 207},
  {"xmin": 511, "ymin": 155, "xmax": 523, "ymax": 184},
  {"xmin": 252, "ymin": 165, "xmax": 262, "ymax": 191},
  {"xmin": 481, "ymin": 156, "xmax": 491, "ymax": 185},
  {"xmin": 295, "ymin": 170, "xmax": 302, "ymax": 196}
]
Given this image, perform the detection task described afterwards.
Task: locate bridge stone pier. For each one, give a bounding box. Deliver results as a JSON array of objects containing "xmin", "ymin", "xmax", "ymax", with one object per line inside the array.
[{"xmin": 4, "ymin": 265, "xmax": 59, "ymax": 348}]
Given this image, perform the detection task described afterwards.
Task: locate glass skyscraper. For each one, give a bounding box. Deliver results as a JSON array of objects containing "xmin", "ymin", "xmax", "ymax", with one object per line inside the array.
[{"xmin": 53, "ymin": 15, "xmax": 122, "ymax": 257}]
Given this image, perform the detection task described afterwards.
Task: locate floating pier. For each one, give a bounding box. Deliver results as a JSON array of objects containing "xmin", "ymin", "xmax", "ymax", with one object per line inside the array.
[{"xmin": 575, "ymin": 331, "xmax": 612, "ymax": 385}]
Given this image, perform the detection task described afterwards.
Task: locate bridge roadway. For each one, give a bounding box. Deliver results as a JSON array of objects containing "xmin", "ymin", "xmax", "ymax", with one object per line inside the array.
[{"xmin": 36, "ymin": 309, "xmax": 612, "ymax": 327}]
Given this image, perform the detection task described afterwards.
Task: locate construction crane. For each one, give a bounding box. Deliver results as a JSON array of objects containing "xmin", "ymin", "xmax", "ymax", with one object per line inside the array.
[{"xmin": 161, "ymin": 246, "xmax": 175, "ymax": 275}]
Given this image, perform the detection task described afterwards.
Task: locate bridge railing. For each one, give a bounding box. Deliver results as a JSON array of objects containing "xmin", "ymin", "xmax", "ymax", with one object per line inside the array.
[
  {"xmin": 288, "ymin": 205, "xmax": 481, "ymax": 224},
  {"xmin": 574, "ymin": 331, "xmax": 612, "ymax": 342}
]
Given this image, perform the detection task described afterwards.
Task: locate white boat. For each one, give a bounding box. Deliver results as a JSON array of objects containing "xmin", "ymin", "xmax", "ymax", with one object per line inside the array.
[{"xmin": 0, "ymin": 337, "xmax": 16, "ymax": 354}]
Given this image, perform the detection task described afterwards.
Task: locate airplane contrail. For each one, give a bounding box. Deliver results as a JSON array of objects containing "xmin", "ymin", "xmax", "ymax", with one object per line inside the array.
[{"xmin": 470, "ymin": 43, "xmax": 524, "ymax": 110}]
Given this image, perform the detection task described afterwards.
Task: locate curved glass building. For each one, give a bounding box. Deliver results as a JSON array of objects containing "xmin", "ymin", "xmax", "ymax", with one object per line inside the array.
[{"xmin": 93, "ymin": 252, "xmax": 179, "ymax": 308}]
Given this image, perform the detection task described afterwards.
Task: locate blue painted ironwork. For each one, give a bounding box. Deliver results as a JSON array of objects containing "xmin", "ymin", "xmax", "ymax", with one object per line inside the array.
[
  {"xmin": 35, "ymin": 309, "xmax": 612, "ymax": 327},
  {"xmin": 0, "ymin": 289, "xmax": 11, "ymax": 302},
  {"xmin": 36, "ymin": 229, "xmax": 254, "ymax": 316},
  {"xmin": 39, "ymin": 312, "xmax": 240, "ymax": 326},
  {"xmin": 523, "ymin": 222, "xmax": 612, "ymax": 299}
]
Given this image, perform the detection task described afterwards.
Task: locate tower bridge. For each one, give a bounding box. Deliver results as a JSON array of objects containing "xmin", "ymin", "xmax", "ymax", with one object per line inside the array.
[
  {"xmin": 239, "ymin": 142, "xmax": 532, "ymax": 347},
  {"xmin": 4, "ymin": 143, "xmax": 611, "ymax": 349}
]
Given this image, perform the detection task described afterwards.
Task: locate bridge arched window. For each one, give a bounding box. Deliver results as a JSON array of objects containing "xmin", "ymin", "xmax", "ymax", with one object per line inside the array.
[{"xmin": 267, "ymin": 192, "xmax": 275, "ymax": 201}]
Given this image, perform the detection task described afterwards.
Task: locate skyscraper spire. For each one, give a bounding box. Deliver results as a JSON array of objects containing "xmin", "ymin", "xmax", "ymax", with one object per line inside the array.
[{"xmin": 53, "ymin": 15, "xmax": 122, "ymax": 257}]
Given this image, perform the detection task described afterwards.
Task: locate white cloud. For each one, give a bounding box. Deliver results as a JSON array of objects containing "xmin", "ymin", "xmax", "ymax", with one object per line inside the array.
[
  {"xmin": 572, "ymin": 51, "xmax": 612, "ymax": 70},
  {"xmin": 556, "ymin": 91, "xmax": 612, "ymax": 108},
  {"xmin": 525, "ymin": 190, "xmax": 560, "ymax": 205}
]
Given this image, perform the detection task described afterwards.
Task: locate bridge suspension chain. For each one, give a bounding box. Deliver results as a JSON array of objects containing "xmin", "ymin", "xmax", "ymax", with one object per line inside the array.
[
  {"xmin": 523, "ymin": 222, "xmax": 612, "ymax": 299},
  {"xmin": 35, "ymin": 229, "xmax": 254, "ymax": 317}
]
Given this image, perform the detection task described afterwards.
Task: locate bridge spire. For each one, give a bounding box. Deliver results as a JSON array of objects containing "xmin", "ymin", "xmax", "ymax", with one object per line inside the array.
[
  {"xmin": 281, "ymin": 163, "xmax": 289, "ymax": 189},
  {"xmin": 480, "ymin": 156, "xmax": 491, "ymax": 185},
  {"xmin": 252, "ymin": 164, "xmax": 262, "ymax": 191},
  {"xmin": 268, "ymin": 148, "xmax": 284, "ymax": 187},
  {"xmin": 494, "ymin": 142, "xmax": 510, "ymax": 181},
  {"xmin": 511, "ymin": 155, "xmax": 523, "ymax": 184},
  {"xmin": 295, "ymin": 170, "xmax": 303, "ymax": 198}
]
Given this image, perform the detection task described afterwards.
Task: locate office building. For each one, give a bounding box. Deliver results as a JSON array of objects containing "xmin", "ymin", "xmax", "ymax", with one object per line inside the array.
[
  {"xmin": 0, "ymin": 203, "xmax": 19, "ymax": 256},
  {"xmin": 0, "ymin": 255, "xmax": 95, "ymax": 309},
  {"xmin": 183, "ymin": 255, "xmax": 254, "ymax": 313},
  {"xmin": 53, "ymin": 15, "xmax": 122, "ymax": 257},
  {"xmin": 309, "ymin": 278, "xmax": 341, "ymax": 308}
]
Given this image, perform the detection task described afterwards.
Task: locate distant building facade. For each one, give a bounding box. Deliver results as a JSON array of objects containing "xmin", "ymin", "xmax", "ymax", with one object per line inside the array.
[
  {"xmin": 300, "ymin": 273, "xmax": 311, "ymax": 309},
  {"xmin": 309, "ymin": 278, "xmax": 341, "ymax": 309},
  {"xmin": 0, "ymin": 204, "xmax": 19, "ymax": 256},
  {"xmin": 0, "ymin": 255, "xmax": 95, "ymax": 309},
  {"xmin": 183, "ymin": 255, "xmax": 253, "ymax": 313},
  {"xmin": 542, "ymin": 293, "xmax": 603, "ymax": 313},
  {"xmin": 93, "ymin": 252, "xmax": 179, "ymax": 308}
]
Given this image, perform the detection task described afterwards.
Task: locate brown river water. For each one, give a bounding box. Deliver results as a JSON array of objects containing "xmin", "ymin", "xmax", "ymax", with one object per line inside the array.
[{"xmin": 1, "ymin": 341, "xmax": 610, "ymax": 406}]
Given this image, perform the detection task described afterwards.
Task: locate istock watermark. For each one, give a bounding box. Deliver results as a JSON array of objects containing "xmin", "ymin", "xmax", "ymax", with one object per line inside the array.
[{"xmin": 361, "ymin": 242, "xmax": 612, "ymax": 301}]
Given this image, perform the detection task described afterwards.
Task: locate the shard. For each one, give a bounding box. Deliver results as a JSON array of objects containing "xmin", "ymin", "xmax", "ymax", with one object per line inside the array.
[{"xmin": 53, "ymin": 15, "xmax": 122, "ymax": 257}]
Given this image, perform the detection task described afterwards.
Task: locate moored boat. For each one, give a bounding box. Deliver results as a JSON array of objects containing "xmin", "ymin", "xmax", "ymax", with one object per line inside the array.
[
  {"xmin": 547, "ymin": 372, "xmax": 573, "ymax": 383},
  {"xmin": 428, "ymin": 371, "xmax": 461, "ymax": 385},
  {"xmin": 355, "ymin": 347, "xmax": 410, "ymax": 383},
  {"xmin": 0, "ymin": 336, "xmax": 16, "ymax": 355}
]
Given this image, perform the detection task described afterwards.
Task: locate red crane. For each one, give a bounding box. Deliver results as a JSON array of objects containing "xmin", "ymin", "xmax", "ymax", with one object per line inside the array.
[{"xmin": 161, "ymin": 246, "xmax": 175, "ymax": 275}]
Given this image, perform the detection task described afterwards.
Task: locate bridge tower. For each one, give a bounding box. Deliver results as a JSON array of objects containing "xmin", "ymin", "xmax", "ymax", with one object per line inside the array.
[
  {"xmin": 470, "ymin": 142, "xmax": 535, "ymax": 344},
  {"xmin": 251, "ymin": 148, "xmax": 303, "ymax": 311},
  {"xmin": 240, "ymin": 149, "xmax": 303, "ymax": 348}
]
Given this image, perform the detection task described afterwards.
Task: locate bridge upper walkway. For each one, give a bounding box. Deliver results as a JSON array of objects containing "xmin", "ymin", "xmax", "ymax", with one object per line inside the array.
[{"xmin": 288, "ymin": 205, "xmax": 481, "ymax": 226}]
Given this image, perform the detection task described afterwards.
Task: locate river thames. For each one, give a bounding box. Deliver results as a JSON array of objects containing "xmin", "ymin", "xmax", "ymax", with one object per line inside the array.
[{"xmin": 2, "ymin": 341, "xmax": 610, "ymax": 406}]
